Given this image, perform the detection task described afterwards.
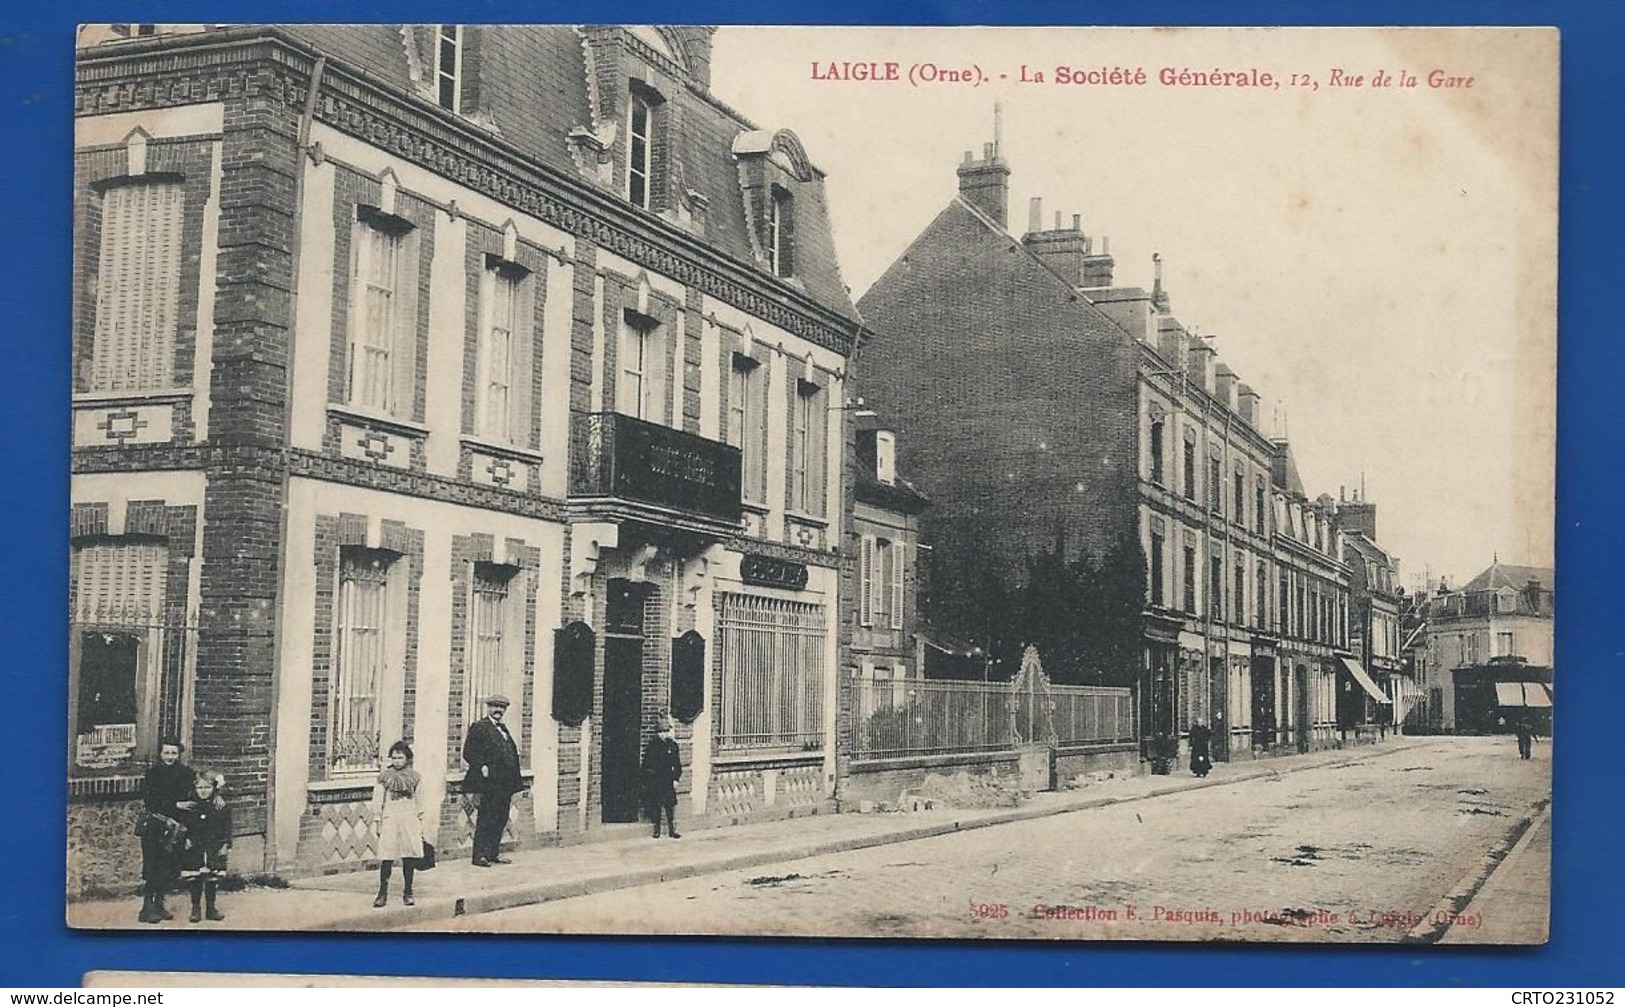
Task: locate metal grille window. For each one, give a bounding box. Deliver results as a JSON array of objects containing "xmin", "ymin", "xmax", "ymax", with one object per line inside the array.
[
  {"xmin": 92, "ymin": 180, "xmax": 183, "ymax": 392},
  {"xmin": 718, "ymin": 595, "xmax": 826, "ymax": 751},
  {"xmin": 350, "ymin": 219, "xmax": 404, "ymax": 412},
  {"xmin": 71, "ymin": 539, "xmax": 189, "ymax": 770},
  {"xmin": 467, "ymin": 563, "xmax": 514, "ymax": 724},
  {"xmin": 333, "ymin": 548, "xmax": 392, "ymax": 775}
]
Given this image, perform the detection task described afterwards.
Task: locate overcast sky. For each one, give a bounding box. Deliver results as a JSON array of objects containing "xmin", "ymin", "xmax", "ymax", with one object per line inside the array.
[{"xmin": 711, "ymin": 26, "xmax": 1557, "ymax": 589}]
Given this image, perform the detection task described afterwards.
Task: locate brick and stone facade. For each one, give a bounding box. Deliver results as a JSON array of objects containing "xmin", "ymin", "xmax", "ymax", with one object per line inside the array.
[
  {"xmin": 856, "ymin": 139, "xmax": 1362, "ymax": 775},
  {"xmin": 70, "ymin": 25, "xmax": 862, "ymax": 895}
]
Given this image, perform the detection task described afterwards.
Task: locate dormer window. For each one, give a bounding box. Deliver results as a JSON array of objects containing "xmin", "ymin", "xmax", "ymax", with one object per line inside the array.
[
  {"xmin": 769, "ymin": 185, "xmax": 794, "ymax": 276},
  {"xmin": 435, "ymin": 26, "xmax": 463, "ymax": 111},
  {"xmin": 627, "ymin": 89, "xmax": 657, "ymax": 210}
]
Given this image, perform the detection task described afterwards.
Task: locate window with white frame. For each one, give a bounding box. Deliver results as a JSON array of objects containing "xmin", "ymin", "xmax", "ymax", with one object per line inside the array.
[
  {"xmin": 436, "ymin": 25, "xmax": 463, "ymax": 111},
  {"xmin": 790, "ymin": 379, "xmax": 826, "ymax": 515},
  {"xmin": 717, "ymin": 594, "xmax": 826, "ymax": 751},
  {"xmin": 728, "ymin": 353, "xmax": 767, "ymax": 503},
  {"xmin": 769, "ymin": 185, "xmax": 794, "ymax": 277},
  {"xmin": 477, "ymin": 260, "xmax": 532, "ymax": 444},
  {"xmin": 868, "ymin": 538, "xmax": 897, "ymax": 629},
  {"xmin": 348, "ymin": 211, "xmax": 416, "ymax": 416},
  {"xmin": 332, "ymin": 547, "xmax": 398, "ymax": 775},
  {"xmin": 91, "ymin": 180, "xmax": 183, "ymax": 392},
  {"xmin": 616, "ymin": 310, "xmax": 665, "ymax": 422},
  {"xmin": 466, "ymin": 562, "xmax": 518, "ymax": 725},
  {"xmin": 626, "ymin": 89, "xmax": 655, "ymax": 210}
]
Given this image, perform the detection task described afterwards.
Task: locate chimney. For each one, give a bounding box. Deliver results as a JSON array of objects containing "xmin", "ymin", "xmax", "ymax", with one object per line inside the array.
[
  {"xmin": 1081, "ymin": 233, "xmax": 1115, "ymax": 288},
  {"xmin": 1523, "ymin": 577, "xmax": 1543, "ymax": 615},
  {"xmin": 1151, "ymin": 253, "xmax": 1171, "ymax": 313},
  {"xmin": 1020, "ymin": 206, "xmax": 1091, "ymax": 285},
  {"xmin": 1213, "ymin": 363, "xmax": 1237, "ymax": 410},
  {"xmin": 1186, "ymin": 336, "xmax": 1216, "ymax": 394},
  {"xmin": 1339, "ymin": 500, "xmax": 1378, "ymax": 541},
  {"xmin": 669, "ymin": 27, "xmax": 717, "ymax": 88},
  {"xmin": 1237, "ymin": 383, "xmax": 1260, "ymax": 427},
  {"xmin": 1157, "ymin": 317, "xmax": 1188, "ymax": 369},
  {"xmin": 957, "ymin": 142, "xmax": 1011, "ymax": 228},
  {"xmin": 875, "ymin": 430, "xmax": 897, "ymax": 486}
]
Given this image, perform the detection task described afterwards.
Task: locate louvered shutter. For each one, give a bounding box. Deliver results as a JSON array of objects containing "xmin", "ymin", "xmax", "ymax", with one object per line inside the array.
[
  {"xmin": 859, "ymin": 536, "xmax": 874, "ymax": 627},
  {"xmin": 511, "ymin": 266, "xmax": 538, "ymax": 449},
  {"xmin": 890, "ymin": 544, "xmax": 905, "ymax": 630},
  {"xmin": 93, "ymin": 182, "xmax": 182, "ymax": 391},
  {"xmin": 391, "ymin": 228, "xmax": 421, "ymax": 420}
]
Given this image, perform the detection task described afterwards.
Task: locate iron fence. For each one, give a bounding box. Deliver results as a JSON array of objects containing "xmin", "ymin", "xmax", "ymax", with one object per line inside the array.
[{"xmin": 852, "ymin": 676, "xmax": 1013, "ymax": 759}]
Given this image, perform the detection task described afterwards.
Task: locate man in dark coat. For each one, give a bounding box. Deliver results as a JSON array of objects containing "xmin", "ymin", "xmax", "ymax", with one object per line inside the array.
[
  {"xmin": 1188, "ymin": 722, "xmax": 1213, "ymax": 778},
  {"xmin": 462, "ymin": 694, "xmax": 523, "ymax": 866},
  {"xmin": 1513, "ymin": 717, "xmax": 1535, "ymax": 760},
  {"xmin": 641, "ymin": 714, "xmax": 683, "ymax": 839}
]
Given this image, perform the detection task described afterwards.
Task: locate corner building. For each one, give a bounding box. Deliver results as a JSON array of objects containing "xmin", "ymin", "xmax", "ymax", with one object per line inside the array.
[
  {"xmin": 70, "ymin": 24, "xmax": 861, "ymax": 892},
  {"xmin": 857, "ymin": 142, "xmax": 1359, "ymax": 769}
]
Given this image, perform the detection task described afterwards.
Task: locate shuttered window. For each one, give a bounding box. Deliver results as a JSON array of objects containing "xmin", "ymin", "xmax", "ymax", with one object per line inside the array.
[
  {"xmin": 478, "ymin": 263, "xmax": 534, "ymax": 445},
  {"xmin": 791, "ymin": 380, "xmax": 826, "ymax": 516},
  {"xmin": 348, "ymin": 212, "xmax": 418, "ymax": 418},
  {"xmin": 74, "ymin": 539, "xmax": 166, "ymax": 622},
  {"xmin": 728, "ymin": 354, "xmax": 766, "ymax": 504},
  {"xmin": 92, "ymin": 181, "xmax": 183, "ymax": 392}
]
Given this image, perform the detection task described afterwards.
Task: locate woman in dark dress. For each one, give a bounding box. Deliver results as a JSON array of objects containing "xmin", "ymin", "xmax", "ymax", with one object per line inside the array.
[
  {"xmin": 1188, "ymin": 722, "xmax": 1213, "ymax": 778},
  {"xmin": 138, "ymin": 737, "xmax": 195, "ymax": 924}
]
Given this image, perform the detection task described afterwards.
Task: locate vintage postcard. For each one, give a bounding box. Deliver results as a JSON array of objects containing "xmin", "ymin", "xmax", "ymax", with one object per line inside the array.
[{"xmin": 67, "ymin": 24, "xmax": 1555, "ymax": 943}]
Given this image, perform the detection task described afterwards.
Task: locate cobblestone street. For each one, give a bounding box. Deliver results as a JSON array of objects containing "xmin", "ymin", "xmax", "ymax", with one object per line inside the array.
[{"xmin": 429, "ymin": 736, "xmax": 1549, "ymax": 943}]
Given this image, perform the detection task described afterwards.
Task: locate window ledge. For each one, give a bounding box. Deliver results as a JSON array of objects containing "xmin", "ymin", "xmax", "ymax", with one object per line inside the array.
[
  {"xmin": 307, "ymin": 775, "xmax": 378, "ymax": 794},
  {"xmin": 785, "ymin": 510, "xmax": 829, "ymax": 529},
  {"xmin": 711, "ymin": 749, "xmax": 825, "ymax": 769},
  {"xmin": 741, "ymin": 499, "xmax": 770, "ymax": 515},
  {"xmin": 327, "ymin": 404, "xmax": 430, "ymax": 438},
  {"xmin": 460, "ymin": 434, "xmax": 545, "ymax": 464},
  {"xmin": 73, "ymin": 389, "xmax": 191, "ymax": 408}
]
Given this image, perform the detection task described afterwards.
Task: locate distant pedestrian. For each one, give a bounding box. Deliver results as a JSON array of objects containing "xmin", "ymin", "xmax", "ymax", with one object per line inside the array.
[
  {"xmin": 175, "ymin": 770, "xmax": 231, "ymax": 923},
  {"xmin": 1513, "ymin": 718, "xmax": 1534, "ymax": 760},
  {"xmin": 642, "ymin": 713, "xmax": 683, "ymax": 839},
  {"xmin": 371, "ymin": 740, "xmax": 426, "ymax": 908},
  {"xmin": 462, "ymin": 694, "xmax": 523, "ymax": 866},
  {"xmin": 1188, "ymin": 723, "xmax": 1213, "ymax": 778},
  {"xmin": 137, "ymin": 737, "xmax": 194, "ymax": 924}
]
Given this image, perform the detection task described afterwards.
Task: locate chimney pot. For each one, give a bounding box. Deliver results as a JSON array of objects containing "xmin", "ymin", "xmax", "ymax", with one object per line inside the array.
[
  {"xmin": 1102, "ymin": 236, "xmax": 1111, "ymax": 255},
  {"xmin": 963, "ymin": 150, "xmax": 973, "ymax": 164},
  {"xmin": 1027, "ymin": 197, "xmax": 1042, "ymax": 234},
  {"xmin": 982, "ymin": 142, "xmax": 994, "ymax": 159},
  {"xmin": 1071, "ymin": 214, "xmax": 1082, "ymax": 231},
  {"xmin": 1054, "ymin": 211, "xmax": 1062, "ymax": 230}
]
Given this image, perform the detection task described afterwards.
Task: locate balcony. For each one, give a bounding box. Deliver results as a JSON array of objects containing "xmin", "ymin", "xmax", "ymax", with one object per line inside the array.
[{"xmin": 568, "ymin": 412, "xmax": 743, "ymax": 534}]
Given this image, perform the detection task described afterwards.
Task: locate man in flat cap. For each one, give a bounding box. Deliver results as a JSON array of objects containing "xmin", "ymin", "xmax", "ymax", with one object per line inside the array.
[{"xmin": 462, "ymin": 694, "xmax": 523, "ymax": 866}]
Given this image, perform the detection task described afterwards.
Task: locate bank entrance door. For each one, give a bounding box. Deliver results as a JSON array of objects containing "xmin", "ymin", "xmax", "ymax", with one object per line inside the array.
[{"xmin": 601, "ymin": 579, "xmax": 647, "ymax": 823}]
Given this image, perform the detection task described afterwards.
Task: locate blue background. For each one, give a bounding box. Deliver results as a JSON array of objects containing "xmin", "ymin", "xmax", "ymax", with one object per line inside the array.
[{"xmin": 5, "ymin": 0, "xmax": 1619, "ymax": 987}]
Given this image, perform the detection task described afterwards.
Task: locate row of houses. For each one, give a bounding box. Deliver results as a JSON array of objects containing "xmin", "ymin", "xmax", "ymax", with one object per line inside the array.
[
  {"xmin": 854, "ymin": 139, "xmax": 1410, "ymax": 771},
  {"xmin": 68, "ymin": 23, "xmax": 1421, "ymax": 895}
]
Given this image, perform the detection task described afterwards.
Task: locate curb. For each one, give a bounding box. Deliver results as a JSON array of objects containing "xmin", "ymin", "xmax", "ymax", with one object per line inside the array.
[
  {"xmin": 329, "ymin": 741, "xmax": 1417, "ymax": 931},
  {"xmin": 1400, "ymin": 794, "xmax": 1551, "ymax": 945}
]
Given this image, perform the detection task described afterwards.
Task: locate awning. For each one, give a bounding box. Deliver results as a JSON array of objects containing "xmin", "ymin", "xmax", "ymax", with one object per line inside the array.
[
  {"xmin": 1337, "ymin": 656, "xmax": 1392, "ymax": 704},
  {"xmin": 1495, "ymin": 682, "xmax": 1554, "ymax": 708}
]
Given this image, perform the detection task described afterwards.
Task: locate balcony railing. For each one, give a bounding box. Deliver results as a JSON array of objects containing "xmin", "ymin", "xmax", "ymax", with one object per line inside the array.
[{"xmin": 568, "ymin": 411, "xmax": 742, "ymax": 527}]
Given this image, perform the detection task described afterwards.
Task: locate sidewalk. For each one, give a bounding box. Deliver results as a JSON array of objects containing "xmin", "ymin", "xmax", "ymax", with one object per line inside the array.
[
  {"xmin": 69, "ymin": 738, "xmax": 1425, "ymax": 932},
  {"xmin": 1438, "ymin": 806, "xmax": 1551, "ymax": 944}
]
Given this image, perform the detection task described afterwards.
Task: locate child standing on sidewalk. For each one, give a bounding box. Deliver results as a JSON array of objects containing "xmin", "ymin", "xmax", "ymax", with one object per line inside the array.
[
  {"xmin": 641, "ymin": 714, "xmax": 683, "ymax": 839},
  {"xmin": 175, "ymin": 770, "xmax": 232, "ymax": 923},
  {"xmin": 371, "ymin": 740, "xmax": 426, "ymax": 907}
]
